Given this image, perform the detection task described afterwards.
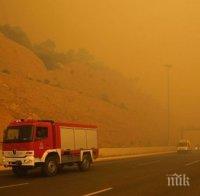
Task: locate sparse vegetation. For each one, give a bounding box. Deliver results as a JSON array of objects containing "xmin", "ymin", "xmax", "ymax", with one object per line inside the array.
[
  {"xmin": 100, "ymin": 93, "xmax": 111, "ymax": 103},
  {"xmin": 43, "ymin": 79, "xmax": 50, "ymax": 84},
  {"xmin": 119, "ymin": 102, "xmax": 128, "ymax": 110},
  {"xmin": 75, "ymin": 48, "xmax": 94, "ymax": 63},
  {"xmin": 33, "ymin": 39, "xmax": 67, "ymax": 70},
  {"xmin": 1, "ymin": 69, "xmax": 10, "ymax": 74},
  {"xmin": 70, "ymin": 69, "xmax": 74, "ymax": 75},
  {"xmin": 27, "ymin": 77, "xmax": 33, "ymax": 81},
  {"xmin": 52, "ymin": 83, "xmax": 63, "ymax": 89},
  {"xmin": 36, "ymin": 79, "xmax": 42, "ymax": 83},
  {"xmin": 0, "ymin": 24, "xmax": 104, "ymax": 70},
  {"xmin": 0, "ymin": 24, "xmax": 32, "ymax": 49}
]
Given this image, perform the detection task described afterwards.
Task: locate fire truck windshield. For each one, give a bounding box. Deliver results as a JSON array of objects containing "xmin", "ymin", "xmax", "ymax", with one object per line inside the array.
[{"xmin": 3, "ymin": 125, "xmax": 33, "ymax": 143}]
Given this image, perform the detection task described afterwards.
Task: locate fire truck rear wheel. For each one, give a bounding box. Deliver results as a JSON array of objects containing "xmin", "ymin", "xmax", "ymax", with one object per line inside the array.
[
  {"xmin": 42, "ymin": 156, "xmax": 58, "ymax": 177},
  {"xmin": 12, "ymin": 166, "xmax": 28, "ymax": 177},
  {"xmin": 78, "ymin": 154, "xmax": 91, "ymax": 171}
]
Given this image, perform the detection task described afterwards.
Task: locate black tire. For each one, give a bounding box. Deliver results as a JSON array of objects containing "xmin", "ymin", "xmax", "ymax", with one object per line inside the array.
[
  {"xmin": 42, "ymin": 156, "xmax": 59, "ymax": 177},
  {"xmin": 78, "ymin": 154, "xmax": 91, "ymax": 172},
  {"xmin": 12, "ymin": 166, "xmax": 28, "ymax": 177}
]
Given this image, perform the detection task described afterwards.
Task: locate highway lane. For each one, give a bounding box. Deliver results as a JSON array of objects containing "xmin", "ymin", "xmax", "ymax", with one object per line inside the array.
[{"xmin": 0, "ymin": 152, "xmax": 200, "ymax": 196}]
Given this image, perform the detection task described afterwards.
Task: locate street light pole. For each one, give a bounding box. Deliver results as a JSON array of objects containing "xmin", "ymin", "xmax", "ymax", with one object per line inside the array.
[{"xmin": 164, "ymin": 64, "xmax": 172, "ymax": 146}]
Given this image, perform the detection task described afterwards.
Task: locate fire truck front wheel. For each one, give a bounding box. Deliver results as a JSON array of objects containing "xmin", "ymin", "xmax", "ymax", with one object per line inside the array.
[{"xmin": 42, "ymin": 155, "xmax": 59, "ymax": 177}]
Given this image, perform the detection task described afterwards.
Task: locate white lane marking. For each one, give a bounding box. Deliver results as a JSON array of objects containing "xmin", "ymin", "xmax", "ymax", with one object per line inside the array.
[
  {"xmin": 0, "ymin": 183, "xmax": 29, "ymax": 189},
  {"xmin": 83, "ymin": 187, "xmax": 113, "ymax": 196},
  {"xmin": 185, "ymin": 160, "xmax": 200, "ymax": 166},
  {"xmin": 139, "ymin": 160, "xmax": 160, "ymax": 166}
]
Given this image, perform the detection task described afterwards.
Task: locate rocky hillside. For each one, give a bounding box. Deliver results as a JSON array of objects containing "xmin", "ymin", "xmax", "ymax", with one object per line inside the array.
[{"xmin": 0, "ymin": 33, "xmax": 167, "ymax": 147}]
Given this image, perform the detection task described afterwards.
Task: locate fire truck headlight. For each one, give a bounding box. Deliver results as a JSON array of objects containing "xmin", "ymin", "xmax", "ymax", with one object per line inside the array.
[
  {"xmin": 2, "ymin": 156, "xmax": 6, "ymax": 162},
  {"xmin": 24, "ymin": 156, "xmax": 34, "ymax": 164},
  {"xmin": 24, "ymin": 160, "xmax": 32, "ymax": 163}
]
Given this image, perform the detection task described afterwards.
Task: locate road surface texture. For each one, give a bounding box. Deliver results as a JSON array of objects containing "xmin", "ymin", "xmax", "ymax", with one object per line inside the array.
[{"xmin": 0, "ymin": 152, "xmax": 200, "ymax": 196}]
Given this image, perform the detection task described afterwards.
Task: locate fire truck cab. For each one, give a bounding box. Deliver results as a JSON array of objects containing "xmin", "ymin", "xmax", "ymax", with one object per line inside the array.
[{"xmin": 2, "ymin": 119, "xmax": 98, "ymax": 176}]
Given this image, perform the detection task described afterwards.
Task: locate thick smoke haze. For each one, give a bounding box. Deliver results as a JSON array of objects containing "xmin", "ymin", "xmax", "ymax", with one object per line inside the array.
[{"xmin": 1, "ymin": 0, "xmax": 200, "ymax": 142}]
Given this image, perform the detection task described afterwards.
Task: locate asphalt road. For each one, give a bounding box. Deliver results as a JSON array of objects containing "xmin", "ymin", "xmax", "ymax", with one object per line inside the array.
[{"xmin": 0, "ymin": 152, "xmax": 200, "ymax": 196}]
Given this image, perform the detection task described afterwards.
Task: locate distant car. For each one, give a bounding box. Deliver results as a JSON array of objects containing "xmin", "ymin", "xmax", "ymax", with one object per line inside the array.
[
  {"xmin": 177, "ymin": 140, "xmax": 192, "ymax": 153},
  {"xmin": 194, "ymin": 145, "xmax": 200, "ymax": 150}
]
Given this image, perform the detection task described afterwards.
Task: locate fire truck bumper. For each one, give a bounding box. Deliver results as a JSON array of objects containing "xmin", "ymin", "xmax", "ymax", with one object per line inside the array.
[{"xmin": 3, "ymin": 156, "xmax": 35, "ymax": 167}]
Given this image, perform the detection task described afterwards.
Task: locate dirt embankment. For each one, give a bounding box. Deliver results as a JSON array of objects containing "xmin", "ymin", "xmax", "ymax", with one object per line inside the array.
[{"xmin": 0, "ymin": 33, "xmax": 167, "ymax": 147}]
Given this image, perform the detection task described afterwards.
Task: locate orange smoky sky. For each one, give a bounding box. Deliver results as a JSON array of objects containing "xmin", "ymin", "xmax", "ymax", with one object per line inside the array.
[{"xmin": 1, "ymin": 0, "xmax": 200, "ymax": 116}]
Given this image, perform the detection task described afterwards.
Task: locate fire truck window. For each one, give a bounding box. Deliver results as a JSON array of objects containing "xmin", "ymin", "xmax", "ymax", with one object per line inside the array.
[
  {"xmin": 36, "ymin": 127, "xmax": 48, "ymax": 139},
  {"xmin": 6, "ymin": 128, "xmax": 19, "ymax": 140}
]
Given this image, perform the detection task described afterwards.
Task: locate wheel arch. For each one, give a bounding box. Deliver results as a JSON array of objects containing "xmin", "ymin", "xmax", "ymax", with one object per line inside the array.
[
  {"xmin": 42, "ymin": 149, "xmax": 61, "ymax": 164},
  {"xmin": 80, "ymin": 150, "xmax": 93, "ymax": 162}
]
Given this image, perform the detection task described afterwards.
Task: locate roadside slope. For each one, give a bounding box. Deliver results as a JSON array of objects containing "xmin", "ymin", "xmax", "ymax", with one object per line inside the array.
[{"xmin": 0, "ymin": 33, "xmax": 166, "ymax": 147}]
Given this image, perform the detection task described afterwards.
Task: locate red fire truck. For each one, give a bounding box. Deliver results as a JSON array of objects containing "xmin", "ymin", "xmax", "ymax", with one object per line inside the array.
[{"xmin": 2, "ymin": 119, "xmax": 98, "ymax": 176}]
